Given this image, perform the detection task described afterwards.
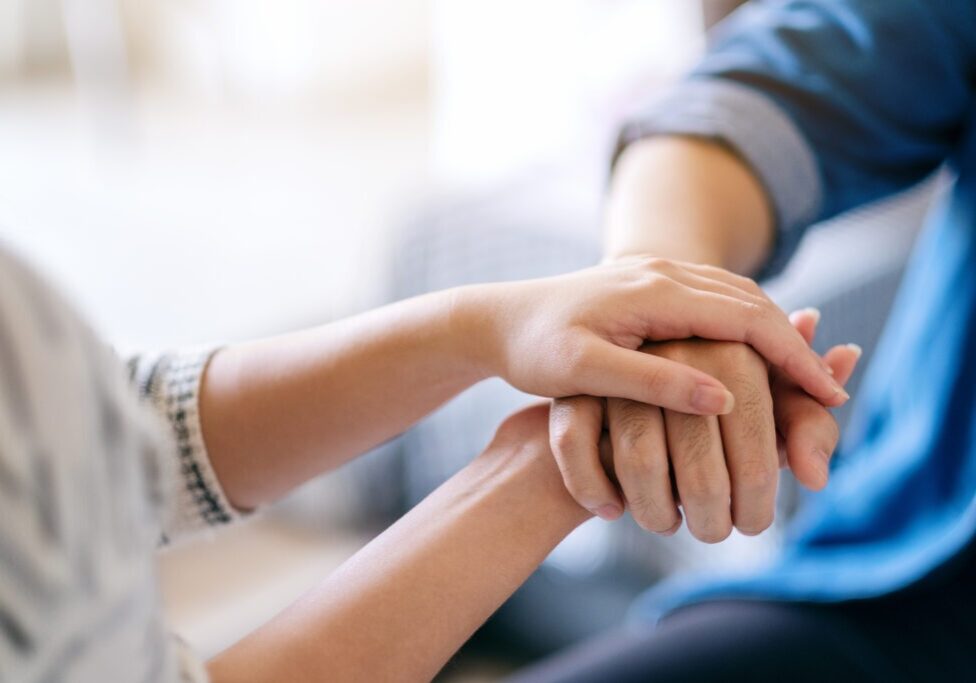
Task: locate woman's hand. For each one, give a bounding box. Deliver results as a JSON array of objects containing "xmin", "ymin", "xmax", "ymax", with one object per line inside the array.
[{"xmin": 456, "ymin": 256, "xmax": 848, "ymax": 417}]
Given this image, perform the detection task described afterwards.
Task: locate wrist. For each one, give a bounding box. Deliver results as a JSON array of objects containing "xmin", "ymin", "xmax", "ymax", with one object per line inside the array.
[
  {"xmin": 604, "ymin": 136, "xmax": 771, "ymax": 271},
  {"xmin": 602, "ymin": 248, "xmax": 726, "ymax": 268},
  {"xmin": 444, "ymin": 283, "xmax": 506, "ymax": 382},
  {"xmin": 465, "ymin": 407, "xmax": 592, "ymax": 530}
]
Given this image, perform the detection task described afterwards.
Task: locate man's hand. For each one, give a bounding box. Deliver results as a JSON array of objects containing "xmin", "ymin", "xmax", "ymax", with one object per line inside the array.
[{"xmin": 549, "ymin": 309, "xmax": 861, "ymax": 539}]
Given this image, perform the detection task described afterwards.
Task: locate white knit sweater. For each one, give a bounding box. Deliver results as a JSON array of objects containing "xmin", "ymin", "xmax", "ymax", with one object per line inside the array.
[{"xmin": 0, "ymin": 246, "xmax": 243, "ymax": 682}]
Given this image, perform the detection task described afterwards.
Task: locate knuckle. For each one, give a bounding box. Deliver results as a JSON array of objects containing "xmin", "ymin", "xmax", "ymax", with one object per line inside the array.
[
  {"xmin": 643, "ymin": 270, "xmax": 679, "ymax": 296},
  {"xmin": 550, "ymin": 424, "xmax": 580, "ymax": 457},
  {"xmin": 730, "ymin": 370, "xmax": 767, "ymax": 404},
  {"xmin": 613, "ymin": 405, "xmax": 651, "ymax": 447},
  {"xmin": 742, "ymin": 300, "xmax": 767, "ymax": 322},
  {"xmin": 629, "ymin": 496, "xmax": 678, "ymax": 534},
  {"xmin": 824, "ymin": 416, "xmax": 841, "ymax": 445},
  {"xmin": 734, "ymin": 457, "xmax": 777, "ymax": 494},
  {"xmin": 735, "ymin": 275, "xmax": 765, "ymax": 299},
  {"xmin": 637, "ymin": 362, "xmax": 670, "ymax": 398},
  {"xmin": 640, "ymin": 255, "xmax": 672, "ymax": 272},
  {"xmin": 773, "ymin": 391, "xmax": 811, "ymax": 431},
  {"xmin": 626, "ymin": 361, "xmax": 671, "ymax": 398},
  {"xmin": 741, "ymin": 275, "xmax": 762, "ymax": 293},
  {"xmin": 671, "ymin": 417, "xmax": 715, "ymax": 466},
  {"xmin": 783, "ymin": 397, "xmax": 837, "ymax": 442},
  {"xmin": 733, "ymin": 388, "xmax": 773, "ymax": 444},
  {"xmin": 680, "ymin": 469, "xmax": 729, "ymax": 504},
  {"xmin": 564, "ymin": 477, "xmax": 605, "ymax": 507},
  {"xmin": 562, "ymin": 337, "xmax": 595, "ymax": 377},
  {"xmin": 630, "ymin": 449, "xmax": 669, "ymax": 483}
]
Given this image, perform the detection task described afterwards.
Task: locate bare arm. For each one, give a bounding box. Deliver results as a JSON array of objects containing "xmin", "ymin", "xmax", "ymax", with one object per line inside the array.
[
  {"xmin": 206, "ymin": 405, "xmax": 590, "ymax": 683},
  {"xmin": 199, "ymin": 290, "xmax": 481, "ymax": 510},
  {"xmin": 200, "ymin": 260, "xmax": 839, "ymax": 512},
  {"xmin": 605, "ymin": 135, "xmax": 774, "ymax": 270}
]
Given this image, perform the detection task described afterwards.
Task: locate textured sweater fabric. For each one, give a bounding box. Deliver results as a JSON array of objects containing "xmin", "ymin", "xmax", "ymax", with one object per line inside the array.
[{"xmin": 0, "ymin": 245, "xmax": 243, "ymax": 682}]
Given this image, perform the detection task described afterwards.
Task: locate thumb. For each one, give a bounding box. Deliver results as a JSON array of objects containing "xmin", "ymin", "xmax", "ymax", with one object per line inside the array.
[{"xmin": 572, "ymin": 342, "xmax": 735, "ymax": 415}]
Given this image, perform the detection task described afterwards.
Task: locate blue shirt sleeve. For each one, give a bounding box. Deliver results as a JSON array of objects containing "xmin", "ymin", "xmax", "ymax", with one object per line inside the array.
[{"xmin": 619, "ymin": 0, "xmax": 976, "ymax": 275}]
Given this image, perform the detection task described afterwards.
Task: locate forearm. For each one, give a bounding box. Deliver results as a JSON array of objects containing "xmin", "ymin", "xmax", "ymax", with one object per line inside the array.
[
  {"xmin": 605, "ymin": 136, "xmax": 774, "ymax": 272},
  {"xmin": 199, "ymin": 289, "xmax": 486, "ymax": 510},
  {"xmin": 207, "ymin": 406, "xmax": 591, "ymax": 683}
]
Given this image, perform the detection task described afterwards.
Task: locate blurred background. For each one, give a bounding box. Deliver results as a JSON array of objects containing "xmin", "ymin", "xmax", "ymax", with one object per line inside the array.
[{"xmin": 0, "ymin": 0, "xmax": 935, "ymax": 679}]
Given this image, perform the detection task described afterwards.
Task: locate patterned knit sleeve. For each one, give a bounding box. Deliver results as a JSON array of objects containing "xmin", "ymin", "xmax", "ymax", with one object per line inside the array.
[{"xmin": 126, "ymin": 348, "xmax": 249, "ymax": 542}]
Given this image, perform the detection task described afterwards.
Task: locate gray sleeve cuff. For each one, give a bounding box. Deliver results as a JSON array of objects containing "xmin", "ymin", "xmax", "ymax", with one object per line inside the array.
[
  {"xmin": 615, "ymin": 78, "xmax": 823, "ymax": 279},
  {"xmin": 128, "ymin": 348, "xmax": 249, "ymax": 542}
]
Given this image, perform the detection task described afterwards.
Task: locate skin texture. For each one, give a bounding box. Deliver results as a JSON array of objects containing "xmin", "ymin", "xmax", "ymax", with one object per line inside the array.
[
  {"xmin": 207, "ymin": 405, "xmax": 592, "ymax": 683},
  {"xmin": 195, "ymin": 182, "xmax": 852, "ymax": 676},
  {"xmin": 200, "ymin": 257, "xmax": 843, "ymax": 510},
  {"xmin": 554, "ymin": 323, "xmax": 859, "ymax": 542},
  {"xmin": 552, "ymin": 136, "xmax": 860, "ymax": 536}
]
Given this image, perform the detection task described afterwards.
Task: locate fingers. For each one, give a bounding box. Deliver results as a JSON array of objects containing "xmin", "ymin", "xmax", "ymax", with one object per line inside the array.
[
  {"xmin": 773, "ymin": 384, "xmax": 838, "ymax": 490},
  {"xmin": 664, "ymin": 291, "xmax": 849, "ymax": 406},
  {"xmin": 549, "ymin": 396, "xmax": 623, "ymax": 520},
  {"xmin": 717, "ymin": 360, "xmax": 779, "ymax": 536},
  {"xmin": 630, "ymin": 261, "xmax": 847, "ymax": 407},
  {"xmin": 572, "ymin": 339, "xmax": 736, "ymax": 416},
  {"xmin": 774, "ymin": 343, "xmax": 862, "ymax": 490},
  {"xmin": 676, "ymin": 261, "xmax": 769, "ymax": 301},
  {"xmin": 606, "ymin": 398, "xmax": 681, "ymax": 535},
  {"xmin": 789, "ymin": 307, "xmax": 821, "ymax": 345},
  {"xmin": 665, "ymin": 411, "xmax": 732, "ymax": 543}
]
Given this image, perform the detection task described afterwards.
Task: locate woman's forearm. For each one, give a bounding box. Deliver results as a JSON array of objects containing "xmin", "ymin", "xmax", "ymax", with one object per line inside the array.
[
  {"xmin": 207, "ymin": 405, "xmax": 591, "ymax": 683},
  {"xmin": 605, "ymin": 136, "xmax": 774, "ymax": 272},
  {"xmin": 199, "ymin": 289, "xmax": 485, "ymax": 510}
]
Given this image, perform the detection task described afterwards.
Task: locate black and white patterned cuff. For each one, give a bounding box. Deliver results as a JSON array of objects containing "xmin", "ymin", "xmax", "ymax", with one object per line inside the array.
[
  {"xmin": 128, "ymin": 348, "xmax": 246, "ymax": 540},
  {"xmin": 614, "ymin": 78, "xmax": 823, "ymax": 279},
  {"xmin": 170, "ymin": 632, "xmax": 211, "ymax": 683}
]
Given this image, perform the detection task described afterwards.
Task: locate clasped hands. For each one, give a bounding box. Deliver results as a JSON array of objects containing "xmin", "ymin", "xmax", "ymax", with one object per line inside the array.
[{"xmin": 460, "ymin": 255, "xmax": 860, "ymax": 543}]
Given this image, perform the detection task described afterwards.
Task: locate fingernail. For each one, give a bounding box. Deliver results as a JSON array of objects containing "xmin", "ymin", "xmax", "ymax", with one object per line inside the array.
[
  {"xmin": 834, "ymin": 385, "xmax": 850, "ymax": 402},
  {"xmin": 691, "ymin": 385, "xmax": 735, "ymax": 414},
  {"xmin": 790, "ymin": 307, "xmax": 821, "ymax": 326},
  {"xmin": 846, "ymin": 343, "xmax": 863, "ymax": 359},
  {"xmin": 594, "ymin": 504, "xmax": 623, "ymax": 521}
]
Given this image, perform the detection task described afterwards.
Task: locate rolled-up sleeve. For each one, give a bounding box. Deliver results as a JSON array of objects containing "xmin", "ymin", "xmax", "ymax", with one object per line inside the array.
[
  {"xmin": 127, "ymin": 349, "xmax": 247, "ymax": 542},
  {"xmin": 617, "ymin": 0, "xmax": 976, "ymax": 277}
]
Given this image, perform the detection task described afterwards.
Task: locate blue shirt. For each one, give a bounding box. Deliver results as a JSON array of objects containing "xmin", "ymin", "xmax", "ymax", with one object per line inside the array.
[{"xmin": 621, "ymin": 0, "xmax": 976, "ymax": 620}]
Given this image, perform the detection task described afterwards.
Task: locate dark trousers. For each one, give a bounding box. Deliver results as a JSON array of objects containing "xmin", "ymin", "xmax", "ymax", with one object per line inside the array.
[{"xmin": 510, "ymin": 548, "xmax": 976, "ymax": 682}]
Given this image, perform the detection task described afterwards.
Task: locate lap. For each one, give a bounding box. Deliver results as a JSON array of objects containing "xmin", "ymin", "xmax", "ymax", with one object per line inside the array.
[
  {"xmin": 509, "ymin": 600, "xmax": 880, "ymax": 683},
  {"xmin": 510, "ymin": 558, "xmax": 976, "ymax": 683}
]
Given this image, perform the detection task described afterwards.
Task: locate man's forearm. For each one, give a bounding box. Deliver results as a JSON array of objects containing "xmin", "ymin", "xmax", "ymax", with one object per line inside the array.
[
  {"xmin": 605, "ymin": 136, "xmax": 774, "ymax": 273},
  {"xmin": 207, "ymin": 405, "xmax": 591, "ymax": 683}
]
